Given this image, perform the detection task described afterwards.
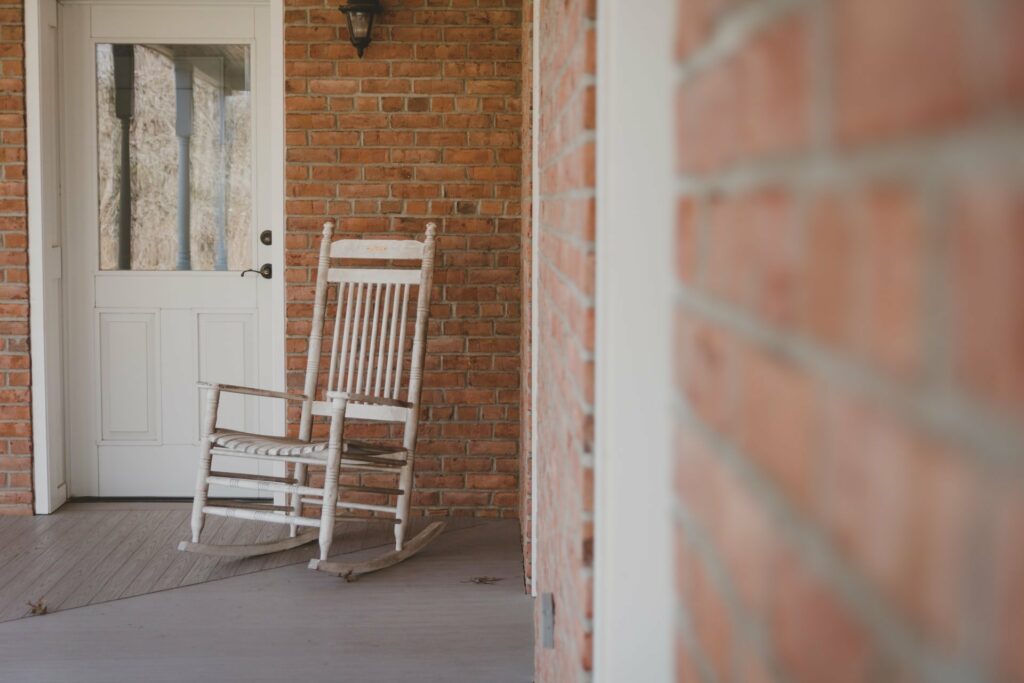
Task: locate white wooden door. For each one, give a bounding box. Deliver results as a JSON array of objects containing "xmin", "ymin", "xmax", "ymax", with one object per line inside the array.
[{"xmin": 60, "ymin": 2, "xmax": 282, "ymax": 497}]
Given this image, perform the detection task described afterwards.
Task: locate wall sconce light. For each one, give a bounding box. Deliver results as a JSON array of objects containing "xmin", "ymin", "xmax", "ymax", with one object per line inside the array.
[{"xmin": 339, "ymin": 0, "xmax": 382, "ymax": 58}]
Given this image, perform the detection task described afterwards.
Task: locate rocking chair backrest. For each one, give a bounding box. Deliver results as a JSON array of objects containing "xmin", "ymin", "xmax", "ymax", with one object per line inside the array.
[{"xmin": 298, "ymin": 221, "xmax": 437, "ymax": 445}]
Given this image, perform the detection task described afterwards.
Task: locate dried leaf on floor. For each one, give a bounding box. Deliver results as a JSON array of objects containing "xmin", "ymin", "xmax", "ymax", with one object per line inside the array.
[{"xmin": 26, "ymin": 599, "xmax": 48, "ymax": 616}]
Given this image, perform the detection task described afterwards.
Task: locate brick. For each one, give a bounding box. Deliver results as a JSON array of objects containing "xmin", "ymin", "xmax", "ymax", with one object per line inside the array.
[
  {"xmin": 951, "ymin": 179, "xmax": 1024, "ymax": 416},
  {"xmin": 466, "ymin": 473, "xmax": 516, "ymax": 490},
  {"xmin": 675, "ymin": 312, "xmax": 737, "ymax": 434},
  {"xmin": 705, "ymin": 188, "xmax": 800, "ymax": 325},
  {"xmin": 737, "ymin": 344, "xmax": 817, "ymax": 508},
  {"xmin": 834, "ymin": 0, "xmax": 972, "ymax": 145},
  {"xmin": 771, "ymin": 549, "xmax": 872, "ymax": 683},
  {"xmin": 822, "ymin": 392, "xmax": 974, "ymax": 644},
  {"xmin": 739, "ymin": 12, "xmax": 810, "ymax": 159},
  {"xmin": 677, "ymin": 54, "xmax": 741, "ymax": 173},
  {"xmin": 675, "ymin": 197, "xmax": 698, "ymax": 283},
  {"xmin": 799, "ymin": 193, "xmax": 856, "ymax": 347},
  {"xmin": 855, "ymin": 184, "xmax": 924, "ymax": 377},
  {"xmin": 689, "ymin": 554, "xmax": 733, "ymax": 681}
]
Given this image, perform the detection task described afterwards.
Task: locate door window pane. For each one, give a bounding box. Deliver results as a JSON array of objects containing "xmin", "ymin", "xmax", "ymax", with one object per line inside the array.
[{"xmin": 96, "ymin": 44, "xmax": 252, "ymax": 271}]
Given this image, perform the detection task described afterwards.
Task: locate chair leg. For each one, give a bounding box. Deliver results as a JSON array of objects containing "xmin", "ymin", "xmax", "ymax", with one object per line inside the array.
[
  {"xmin": 318, "ymin": 457, "xmax": 341, "ymax": 561},
  {"xmin": 190, "ymin": 439, "xmax": 214, "ymax": 543},
  {"xmin": 191, "ymin": 388, "xmax": 220, "ymax": 543},
  {"xmin": 318, "ymin": 397, "xmax": 347, "ymax": 561},
  {"xmin": 394, "ymin": 462, "xmax": 414, "ymax": 551},
  {"xmin": 289, "ymin": 463, "xmax": 307, "ymax": 538}
]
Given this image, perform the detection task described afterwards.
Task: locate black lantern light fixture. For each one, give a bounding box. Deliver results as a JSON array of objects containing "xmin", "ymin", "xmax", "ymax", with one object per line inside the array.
[{"xmin": 339, "ymin": 0, "xmax": 382, "ymax": 58}]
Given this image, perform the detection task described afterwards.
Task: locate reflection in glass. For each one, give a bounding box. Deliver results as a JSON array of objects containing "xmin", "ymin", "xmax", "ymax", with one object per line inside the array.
[{"xmin": 97, "ymin": 44, "xmax": 252, "ymax": 271}]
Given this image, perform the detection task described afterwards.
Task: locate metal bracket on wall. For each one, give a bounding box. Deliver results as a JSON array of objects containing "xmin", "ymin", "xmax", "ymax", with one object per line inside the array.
[{"xmin": 541, "ymin": 592, "xmax": 555, "ymax": 649}]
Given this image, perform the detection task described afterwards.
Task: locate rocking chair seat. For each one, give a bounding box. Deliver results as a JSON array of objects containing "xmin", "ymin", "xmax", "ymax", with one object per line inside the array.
[
  {"xmin": 211, "ymin": 429, "xmax": 410, "ymax": 469},
  {"xmin": 210, "ymin": 429, "xmax": 329, "ymax": 458}
]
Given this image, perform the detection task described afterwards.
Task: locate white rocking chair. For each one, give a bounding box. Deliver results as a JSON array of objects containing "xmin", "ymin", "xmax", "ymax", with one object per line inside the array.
[{"xmin": 179, "ymin": 220, "xmax": 444, "ymax": 578}]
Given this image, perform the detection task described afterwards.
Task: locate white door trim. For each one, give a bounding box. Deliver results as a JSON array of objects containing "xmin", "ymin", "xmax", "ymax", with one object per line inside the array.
[
  {"xmin": 26, "ymin": 0, "xmax": 286, "ymax": 509},
  {"xmin": 593, "ymin": 0, "xmax": 675, "ymax": 678},
  {"xmin": 26, "ymin": 0, "xmax": 64, "ymax": 513}
]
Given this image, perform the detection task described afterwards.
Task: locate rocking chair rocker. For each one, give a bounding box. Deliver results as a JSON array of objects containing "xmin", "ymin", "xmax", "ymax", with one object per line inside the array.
[{"xmin": 178, "ymin": 220, "xmax": 443, "ymax": 578}]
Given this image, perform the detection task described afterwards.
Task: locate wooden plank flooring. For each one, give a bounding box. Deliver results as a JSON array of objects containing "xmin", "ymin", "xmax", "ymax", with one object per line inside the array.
[
  {"xmin": 0, "ymin": 520, "xmax": 532, "ymax": 683},
  {"xmin": 0, "ymin": 502, "xmax": 479, "ymax": 623}
]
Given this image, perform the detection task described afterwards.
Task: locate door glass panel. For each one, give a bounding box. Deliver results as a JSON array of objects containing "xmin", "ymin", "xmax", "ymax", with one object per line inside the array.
[{"xmin": 96, "ymin": 44, "xmax": 252, "ymax": 271}]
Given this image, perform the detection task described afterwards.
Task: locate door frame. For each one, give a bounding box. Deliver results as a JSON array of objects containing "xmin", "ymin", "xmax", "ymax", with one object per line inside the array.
[
  {"xmin": 26, "ymin": 0, "xmax": 64, "ymax": 513},
  {"xmin": 592, "ymin": 0, "xmax": 675, "ymax": 678},
  {"xmin": 25, "ymin": 0, "xmax": 286, "ymax": 511}
]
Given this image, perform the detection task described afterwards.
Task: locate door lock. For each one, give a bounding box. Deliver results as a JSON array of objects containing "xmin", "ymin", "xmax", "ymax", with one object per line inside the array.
[
  {"xmin": 259, "ymin": 230, "xmax": 272, "ymax": 246},
  {"xmin": 241, "ymin": 263, "xmax": 273, "ymax": 280}
]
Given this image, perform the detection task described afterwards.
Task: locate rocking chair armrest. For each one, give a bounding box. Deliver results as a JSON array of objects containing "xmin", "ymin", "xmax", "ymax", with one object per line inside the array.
[
  {"xmin": 325, "ymin": 391, "xmax": 413, "ymax": 409},
  {"xmin": 198, "ymin": 382, "xmax": 309, "ymax": 402}
]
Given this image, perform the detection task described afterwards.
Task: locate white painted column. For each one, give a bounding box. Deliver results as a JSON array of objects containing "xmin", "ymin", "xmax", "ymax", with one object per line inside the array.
[{"xmin": 593, "ymin": 0, "xmax": 676, "ymax": 678}]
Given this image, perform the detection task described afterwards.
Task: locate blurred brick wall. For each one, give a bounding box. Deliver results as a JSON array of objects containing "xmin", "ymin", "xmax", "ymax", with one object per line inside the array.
[
  {"xmin": 284, "ymin": 0, "xmax": 523, "ymax": 518},
  {"xmin": 0, "ymin": 0, "xmax": 30, "ymax": 516},
  {"xmin": 673, "ymin": 1, "xmax": 1024, "ymax": 682},
  {"xmin": 533, "ymin": 0, "xmax": 595, "ymax": 678}
]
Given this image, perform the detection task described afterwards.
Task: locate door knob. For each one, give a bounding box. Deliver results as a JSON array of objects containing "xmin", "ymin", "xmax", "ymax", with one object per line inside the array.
[{"xmin": 241, "ymin": 263, "xmax": 272, "ymax": 279}]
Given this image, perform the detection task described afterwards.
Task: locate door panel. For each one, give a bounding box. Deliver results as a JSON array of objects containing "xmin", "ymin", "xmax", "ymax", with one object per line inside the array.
[
  {"xmin": 95, "ymin": 274, "xmax": 259, "ymax": 306},
  {"xmin": 61, "ymin": 2, "xmax": 279, "ymax": 498},
  {"xmin": 197, "ymin": 311, "xmax": 258, "ymax": 434},
  {"xmin": 90, "ymin": 5, "xmax": 256, "ymax": 41},
  {"xmin": 98, "ymin": 311, "xmax": 159, "ymax": 441}
]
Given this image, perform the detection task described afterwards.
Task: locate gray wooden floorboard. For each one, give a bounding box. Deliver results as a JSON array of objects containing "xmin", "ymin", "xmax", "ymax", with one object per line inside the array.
[
  {"xmin": 148, "ymin": 512, "xmax": 229, "ymax": 593},
  {"xmin": 0, "ymin": 520, "xmax": 532, "ymax": 683},
  {"xmin": 0, "ymin": 511, "xmax": 128, "ymax": 620},
  {"xmin": 0, "ymin": 513, "xmax": 78, "ymax": 578},
  {"xmin": 0, "ymin": 513, "xmax": 101, "ymax": 617},
  {"xmin": 0, "ymin": 515, "xmax": 18, "ymax": 540},
  {"xmin": 118, "ymin": 513, "xmax": 192, "ymax": 599},
  {"xmin": 85, "ymin": 509, "xmax": 174, "ymax": 606},
  {"xmin": 42, "ymin": 511, "xmax": 139, "ymax": 613},
  {"xmin": 104, "ymin": 509, "xmax": 190, "ymax": 602},
  {"xmin": 59, "ymin": 510, "xmax": 176, "ymax": 611}
]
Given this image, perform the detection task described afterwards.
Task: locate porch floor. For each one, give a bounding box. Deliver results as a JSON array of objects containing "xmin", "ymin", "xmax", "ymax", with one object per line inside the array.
[
  {"xmin": 0, "ymin": 514, "xmax": 532, "ymax": 682},
  {"xmin": 0, "ymin": 501, "xmax": 489, "ymax": 623}
]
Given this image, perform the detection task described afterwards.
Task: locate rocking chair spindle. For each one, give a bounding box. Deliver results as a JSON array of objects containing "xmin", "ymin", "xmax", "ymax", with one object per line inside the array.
[{"xmin": 178, "ymin": 220, "xmax": 444, "ymax": 577}]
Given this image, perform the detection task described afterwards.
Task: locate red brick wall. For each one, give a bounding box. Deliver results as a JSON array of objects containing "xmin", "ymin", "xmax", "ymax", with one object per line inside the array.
[
  {"xmin": 533, "ymin": 0, "xmax": 595, "ymax": 678},
  {"xmin": 0, "ymin": 0, "xmax": 30, "ymax": 516},
  {"xmin": 673, "ymin": 1, "xmax": 1024, "ymax": 682},
  {"xmin": 518, "ymin": 0, "xmax": 533, "ymax": 587},
  {"xmin": 284, "ymin": 0, "xmax": 523, "ymax": 518}
]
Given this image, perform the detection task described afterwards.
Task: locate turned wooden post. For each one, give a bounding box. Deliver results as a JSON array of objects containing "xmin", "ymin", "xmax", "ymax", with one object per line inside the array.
[{"xmin": 191, "ymin": 386, "xmax": 221, "ymax": 542}]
